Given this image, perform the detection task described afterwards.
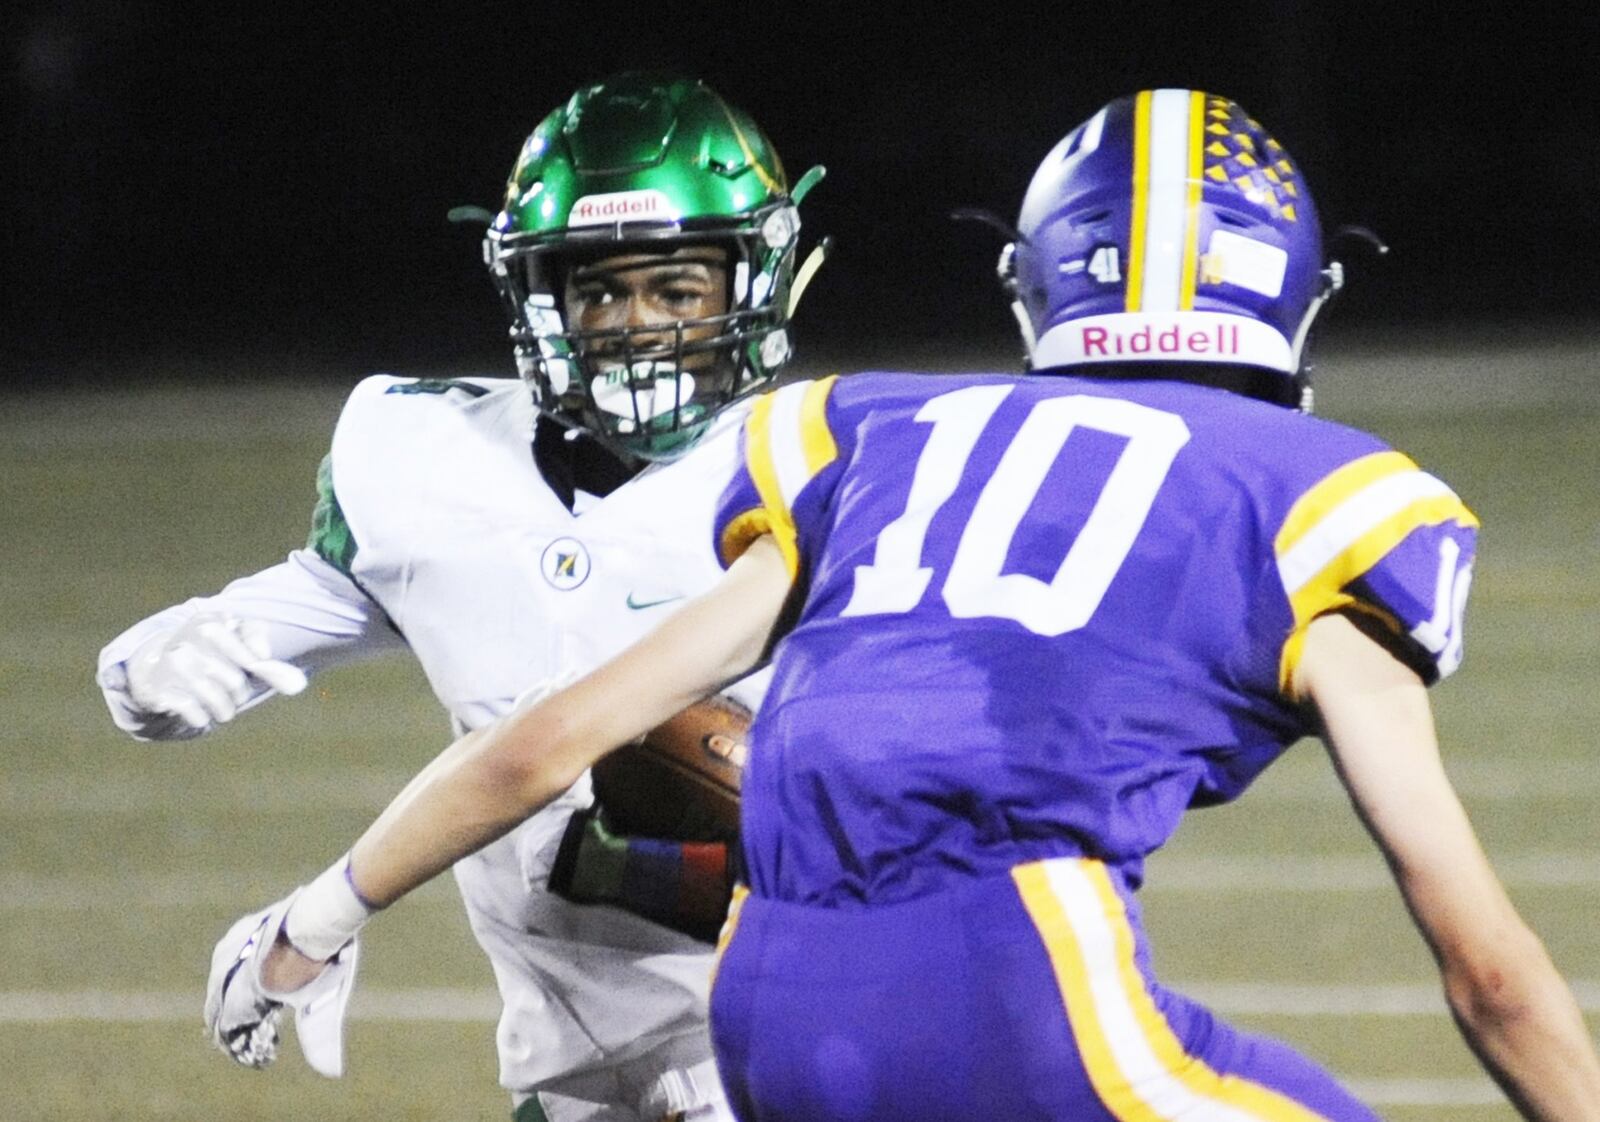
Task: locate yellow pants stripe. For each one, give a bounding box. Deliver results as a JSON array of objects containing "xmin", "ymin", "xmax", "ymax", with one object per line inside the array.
[{"xmin": 1014, "ymin": 858, "xmax": 1330, "ymax": 1121}]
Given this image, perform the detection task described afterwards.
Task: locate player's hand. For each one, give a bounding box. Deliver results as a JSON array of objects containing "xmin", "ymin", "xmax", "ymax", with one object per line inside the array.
[
  {"xmin": 126, "ymin": 612, "xmax": 307, "ymax": 730},
  {"xmin": 204, "ymin": 892, "xmax": 361, "ymax": 1077}
]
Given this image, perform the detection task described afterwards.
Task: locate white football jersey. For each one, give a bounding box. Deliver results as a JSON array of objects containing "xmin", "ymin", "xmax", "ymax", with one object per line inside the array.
[{"xmin": 98, "ymin": 374, "xmax": 754, "ymax": 1100}]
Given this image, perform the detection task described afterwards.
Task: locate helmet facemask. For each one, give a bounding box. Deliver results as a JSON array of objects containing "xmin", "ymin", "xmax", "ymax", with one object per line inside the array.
[{"xmin": 490, "ymin": 205, "xmax": 801, "ymax": 463}]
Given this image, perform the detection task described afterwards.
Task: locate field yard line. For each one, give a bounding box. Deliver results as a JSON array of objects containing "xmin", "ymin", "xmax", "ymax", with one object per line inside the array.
[
  {"xmin": 4, "ymin": 981, "xmax": 1596, "ymax": 1024},
  {"xmin": 0, "ymin": 769, "xmax": 421, "ymax": 814},
  {"xmin": 1144, "ymin": 852, "xmax": 1600, "ymax": 891},
  {"xmin": 0, "ymin": 988, "xmax": 499, "ymax": 1023},
  {"xmin": 0, "ymin": 872, "xmax": 462, "ymax": 909},
  {"xmin": 6, "ymin": 758, "xmax": 1595, "ymax": 816},
  {"xmin": 1250, "ymin": 756, "xmax": 1600, "ymax": 803},
  {"xmin": 0, "ymin": 982, "xmax": 1591, "ymax": 1112},
  {"xmin": 4, "ymin": 852, "xmax": 1598, "ymax": 911},
  {"xmin": 1183, "ymin": 980, "xmax": 1600, "ymax": 1016},
  {"xmin": 1342, "ymin": 1079, "xmax": 1504, "ymax": 1108}
]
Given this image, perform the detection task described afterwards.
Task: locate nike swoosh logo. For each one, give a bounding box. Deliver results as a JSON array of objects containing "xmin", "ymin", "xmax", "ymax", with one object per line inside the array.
[{"xmin": 626, "ymin": 592, "xmax": 686, "ymax": 611}]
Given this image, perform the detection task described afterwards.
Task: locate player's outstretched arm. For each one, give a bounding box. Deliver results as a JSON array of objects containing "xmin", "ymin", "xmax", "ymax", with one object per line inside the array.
[
  {"xmin": 219, "ymin": 535, "xmax": 790, "ymax": 1020},
  {"xmin": 98, "ymin": 550, "xmax": 400, "ymax": 739},
  {"xmin": 1294, "ymin": 613, "xmax": 1600, "ymax": 1121}
]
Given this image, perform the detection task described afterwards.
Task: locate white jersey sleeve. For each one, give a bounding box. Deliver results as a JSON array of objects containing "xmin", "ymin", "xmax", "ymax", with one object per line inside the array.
[{"xmin": 96, "ymin": 547, "xmax": 405, "ymax": 741}]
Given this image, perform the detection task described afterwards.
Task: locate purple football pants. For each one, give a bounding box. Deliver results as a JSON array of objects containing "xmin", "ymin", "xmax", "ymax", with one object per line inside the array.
[{"xmin": 709, "ymin": 857, "xmax": 1378, "ymax": 1122}]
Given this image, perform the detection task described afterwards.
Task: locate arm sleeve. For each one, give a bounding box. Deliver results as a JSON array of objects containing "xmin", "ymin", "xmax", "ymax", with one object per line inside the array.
[
  {"xmin": 712, "ymin": 376, "xmax": 842, "ymax": 579},
  {"xmin": 1274, "ymin": 450, "xmax": 1479, "ymax": 688},
  {"xmin": 95, "ymin": 547, "xmax": 405, "ymax": 741}
]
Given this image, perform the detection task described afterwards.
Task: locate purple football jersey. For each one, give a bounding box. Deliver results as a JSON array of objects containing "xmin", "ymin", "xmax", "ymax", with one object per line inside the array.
[{"xmin": 714, "ymin": 373, "xmax": 1478, "ymax": 908}]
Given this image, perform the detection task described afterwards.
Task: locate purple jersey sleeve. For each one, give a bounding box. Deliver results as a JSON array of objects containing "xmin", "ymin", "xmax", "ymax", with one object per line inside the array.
[
  {"xmin": 712, "ymin": 377, "xmax": 844, "ymax": 579},
  {"xmin": 1271, "ymin": 450, "xmax": 1479, "ymax": 685}
]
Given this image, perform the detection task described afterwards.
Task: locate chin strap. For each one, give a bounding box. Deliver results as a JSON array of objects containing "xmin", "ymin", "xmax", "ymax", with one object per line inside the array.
[
  {"xmin": 787, "ymin": 236, "xmax": 833, "ymax": 318},
  {"xmin": 949, "ymin": 209, "xmax": 1036, "ymax": 370},
  {"xmin": 1289, "ymin": 226, "xmax": 1390, "ymax": 412},
  {"xmin": 996, "ymin": 242, "xmax": 1038, "ymax": 366},
  {"xmin": 785, "ymin": 165, "xmax": 831, "ymax": 319},
  {"xmin": 1287, "ymin": 260, "xmax": 1342, "ymax": 411}
]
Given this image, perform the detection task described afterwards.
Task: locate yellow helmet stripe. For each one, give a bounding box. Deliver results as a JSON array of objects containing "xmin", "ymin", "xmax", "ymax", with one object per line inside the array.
[
  {"xmin": 1178, "ymin": 90, "xmax": 1207, "ymax": 310},
  {"xmin": 715, "ymin": 99, "xmax": 785, "ymax": 197}
]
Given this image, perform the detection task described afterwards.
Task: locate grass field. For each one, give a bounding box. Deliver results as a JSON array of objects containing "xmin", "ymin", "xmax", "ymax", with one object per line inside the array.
[{"xmin": 2, "ymin": 336, "xmax": 1596, "ymax": 1120}]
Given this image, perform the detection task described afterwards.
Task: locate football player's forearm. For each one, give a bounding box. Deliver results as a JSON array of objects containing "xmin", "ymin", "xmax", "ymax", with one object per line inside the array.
[
  {"xmin": 345, "ymin": 534, "xmax": 791, "ymax": 909},
  {"xmin": 97, "ymin": 551, "xmax": 392, "ymax": 738},
  {"xmin": 1438, "ymin": 927, "xmax": 1600, "ymax": 1121},
  {"xmin": 345, "ymin": 722, "xmax": 559, "ymax": 907},
  {"xmin": 1300, "ymin": 616, "xmax": 1600, "ymax": 1117}
]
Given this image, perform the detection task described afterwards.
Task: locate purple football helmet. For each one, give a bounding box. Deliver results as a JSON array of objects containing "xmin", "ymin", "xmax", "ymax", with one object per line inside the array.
[{"xmin": 1008, "ymin": 90, "xmax": 1336, "ymax": 408}]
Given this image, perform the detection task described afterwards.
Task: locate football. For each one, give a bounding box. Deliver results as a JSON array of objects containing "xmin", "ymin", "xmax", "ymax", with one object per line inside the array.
[{"xmin": 591, "ymin": 694, "xmax": 752, "ymax": 841}]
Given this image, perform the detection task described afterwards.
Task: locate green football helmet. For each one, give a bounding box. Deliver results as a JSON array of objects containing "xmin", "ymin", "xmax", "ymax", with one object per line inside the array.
[{"xmin": 485, "ymin": 72, "xmax": 824, "ymax": 460}]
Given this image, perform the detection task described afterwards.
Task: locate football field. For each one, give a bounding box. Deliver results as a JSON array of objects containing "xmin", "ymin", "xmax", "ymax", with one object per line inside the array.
[{"xmin": 2, "ymin": 337, "xmax": 1596, "ymax": 1120}]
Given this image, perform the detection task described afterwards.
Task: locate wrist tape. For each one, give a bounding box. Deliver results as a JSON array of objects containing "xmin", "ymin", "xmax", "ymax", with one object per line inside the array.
[{"xmin": 284, "ymin": 856, "xmax": 377, "ymax": 961}]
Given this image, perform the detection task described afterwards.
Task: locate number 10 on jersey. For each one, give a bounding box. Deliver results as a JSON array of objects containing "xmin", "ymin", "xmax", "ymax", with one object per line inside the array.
[{"xmin": 841, "ymin": 385, "xmax": 1191, "ymax": 637}]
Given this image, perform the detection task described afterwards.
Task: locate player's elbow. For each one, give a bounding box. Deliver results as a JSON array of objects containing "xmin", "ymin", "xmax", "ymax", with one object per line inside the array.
[
  {"xmin": 1440, "ymin": 921, "xmax": 1548, "ymax": 1035},
  {"xmin": 478, "ymin": 709, "xmax": 589, "ymax": 816}
]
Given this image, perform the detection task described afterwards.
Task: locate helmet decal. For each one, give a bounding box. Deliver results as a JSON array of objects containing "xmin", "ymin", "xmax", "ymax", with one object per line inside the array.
[{"xmin": 567, "ymin": 189, "xmax": 677, "ymax": 226}]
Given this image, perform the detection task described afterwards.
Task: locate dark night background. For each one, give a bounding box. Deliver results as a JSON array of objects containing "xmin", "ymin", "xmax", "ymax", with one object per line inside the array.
[{"xmin": 4, "ymin": 3, "xmax": 1597, "ymax": 385}]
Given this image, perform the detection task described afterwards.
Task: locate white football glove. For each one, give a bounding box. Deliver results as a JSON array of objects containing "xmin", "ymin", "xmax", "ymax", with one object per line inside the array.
[
  {"xmin": 204, "ymin": 891, "xmax": 361, "ymax": 1078},
  {"xmin": 126, "ymin": 612, "xmax": 307, "ymax": 731}
]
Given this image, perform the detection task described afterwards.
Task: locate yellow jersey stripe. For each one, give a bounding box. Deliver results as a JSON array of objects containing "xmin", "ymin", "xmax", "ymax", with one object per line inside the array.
[
  {"xmin": 1278, "ymin": 470, "xmax": 1470, "ymax": 593},
  {"xmin": 1125, "ymin": 91, "xmax": 1153, "ymax": 313},
  {"xmin": 1277, "ymin": 491, "xmax": 1477, "ymax": 689},
  {"xmin": 1177, "ymin": 90, "xmax": 1206, "ymax": 310},
  {"xmin": 1017, "ymin": 858, "xmax": 1332, "ymax": 1121},
  {"xmin": 718, "ymin": 508, "xmax": 774, "ymax": 569},
  {"xmin": 769, "ymin": 378, "xmax": 837, "ymax": 506},
  {"xmin": 740, "ymin": 377, "xmax": 840, "ymax": 579},
  {"xmin": 1275, "ymin": 451, "xmax": 1417, "ymax": 556},
  {"xmin": 743, "ymin": 392, "xmax": 800, "ymax": 578},
  {"xmin": 799, "ymin": 375, "xmax": 840, "ymax": 475},
  {"xmin": 1273, "ymin": 450, "xmax": 1479, "ymax": 689},
  {"xmin": 709, "ymin": 883, "xmax": 751, "ymax": 991}
]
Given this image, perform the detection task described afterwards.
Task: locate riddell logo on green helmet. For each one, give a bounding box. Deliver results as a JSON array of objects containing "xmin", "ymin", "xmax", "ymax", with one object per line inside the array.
[{"xmin": 569, "ymin": 189, "xmax": 674, "ymax": 227}]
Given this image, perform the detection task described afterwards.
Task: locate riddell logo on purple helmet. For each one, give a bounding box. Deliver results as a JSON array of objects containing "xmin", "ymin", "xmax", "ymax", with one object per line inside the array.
[
  {"xmin": 1082, "ymin": 321, "xmax": 1242, "ymax": 358},
  {"xmin": 1033, "ymin": 312, "xmax": 1294, "ymax": 373},
  {"xmin": 568, "ymin": 189, "xmax": 674, "ymax": 227}
]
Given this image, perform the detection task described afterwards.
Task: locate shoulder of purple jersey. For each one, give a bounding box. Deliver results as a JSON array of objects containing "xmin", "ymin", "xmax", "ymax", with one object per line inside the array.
[{"xmin": 826, "ymin": 370, "xmax": 1018, "ymax": 418}]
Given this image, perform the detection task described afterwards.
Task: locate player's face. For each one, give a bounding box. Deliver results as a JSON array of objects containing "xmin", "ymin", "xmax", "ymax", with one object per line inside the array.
[{"xmin": 563, "ymin": 247, "xmax": 732, "ymax": 371}]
